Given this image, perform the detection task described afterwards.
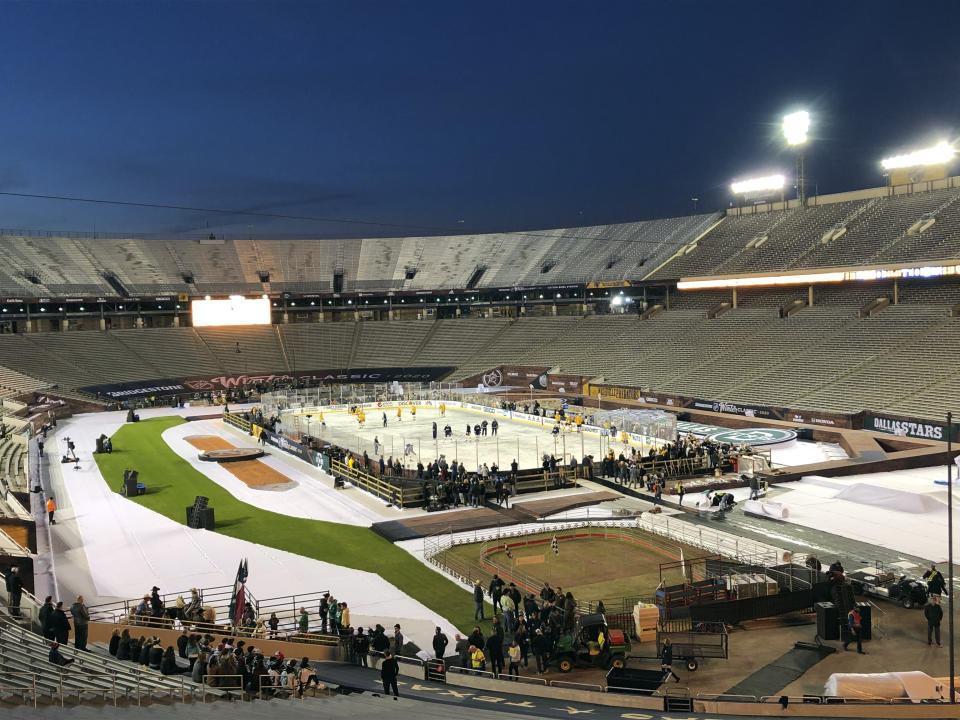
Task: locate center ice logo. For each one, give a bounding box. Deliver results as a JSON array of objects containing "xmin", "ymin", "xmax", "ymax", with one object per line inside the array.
[{"xmin": 706, "ymin": 428, "xmax": 797, "ymax": 445}]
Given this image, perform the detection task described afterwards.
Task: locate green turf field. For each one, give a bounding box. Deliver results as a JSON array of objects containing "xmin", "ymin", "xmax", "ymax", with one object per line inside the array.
[
  {"xmin": 443, "ymin": 530, "xmax": 710, "ymax": 603},
  {"xmin": 94, "ymin": 416, "xmax": 487, "ymax": 631}
]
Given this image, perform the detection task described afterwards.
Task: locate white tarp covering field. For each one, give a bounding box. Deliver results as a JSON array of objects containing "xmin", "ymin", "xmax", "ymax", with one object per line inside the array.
[
  {"xmin": 772, "ymin": 470, "xmax": 960, "ymax": 562},
  {"xmin": 46, "ymin": 407, "xmax": 459, "ymax": 649}
]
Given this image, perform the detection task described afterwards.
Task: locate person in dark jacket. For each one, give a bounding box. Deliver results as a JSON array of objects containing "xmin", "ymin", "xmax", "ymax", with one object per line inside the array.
[
  {"xmin": 176, "ymin": 629, "xmax": 189, "ymax": 658},
  {"xmin": 532, "ymin": 628, "xmax": 550, "ymax": 673},
  {"xmin": 48, "ymin": 642, "xmax": 74, "ymax": 668},
  {"xmin": 468, "ymin": 626, "xmax": 485, "ymax": 652},
  {"xmin": 150, "ymin": 586, "xmax": 163, "ymax": 617},
  {"xmin": 5, "ymin": 567, "xmax": 23, "ymax": 617},
  {"xmin": 51, "ymin": 602, "xmax": 71, "ymax": 645},
  {"xmin": 116, "ymin": 630, "xmax": 132, "ymax": 660},
  {"xmin": 923, "ymin": 564, "xmax": 948, "ymax": 598},
  {"xmin": 661, "ymin": 639, "xmax": 681, "ymax": 682},
  {"xmin": 925, "ymin": 596, "xmax": 944, "ymax": 646},
  {"xmin": 353, "ymin": 627, "xmax": 370, "ymax": 667},
  {"xmin": 69, "ymin": 595, "xmax": 90, "ymax": 651},
  {"xmin": 370, "ymin": 624, "xmax": 389, "ymax": 653},
  {"xmin": 432, "ymin": 627, "xmax": 449, "ymax": 660},
  {"xmin": 380, "ymin": 651, "xmax": 399, "ymax": 698},
  {"xmin": 455, "ymin": 633, "xmax": 470, "ymax": 668},
  {"xmin": 38, "ymin": 597, "xmax": 55, "ymax": 639},
  {"xmin": 129, "ymin": 636, "xmax": 144, "ymax": 664},
  {"xmin": 486, "ymin": 631, "xmax": 504, "ymax": 677},
  {"xmin": 473, "ymin": 580, "xmax": 485, "ymax": 621},
  {"xmin": 139, "ymin": 638, "xmax": 154, "ymax": 666},
  {"xmin": 148, "ymin": 639, "xmax": 164, "ymax": 669},
  {"xmin": 108, "ymin": 629, "xmax": 121, "ymax": 656},
  {"xmin": 160, "ymin": 646, "xmax": 187, "ymax": 675}
]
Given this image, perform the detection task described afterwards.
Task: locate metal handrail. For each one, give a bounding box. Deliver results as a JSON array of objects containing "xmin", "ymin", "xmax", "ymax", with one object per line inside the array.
[
  {"xmin": 760, "ymin": 694, "xmax": 822, "ymax": 704},
  {"xmin": 201, "ymin": 673, "xmax": 244, "ymax": 703},
  {"xmin": 0, "ymin": 671, "xmax": 38, "ymax": 707},
  {"xmin": 446, "ymin": 665, "xmax": 499, "ymax": 679},
  {"xmin": 696, "ymin": 691, "xmax": 758, "ymax": 702},
  {"xmin": 57, "ymin": 672, "xmax": 117, "ymax": 708},
  {"xmin": 605, "ymin": 684, "xmax": 657, "ymax": 694},
  {"xmin": 258, "ymin": 671, "xmax": 296, "ymax": 700},
  {"xmin": 549, "ymin": 680, "xmax": 604, "ymax": 691}
]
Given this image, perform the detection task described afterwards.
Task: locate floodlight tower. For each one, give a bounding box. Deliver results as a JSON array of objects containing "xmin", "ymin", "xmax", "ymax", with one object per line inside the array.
[{"xmin": 783, "ymin": 110, "xmax": 810, "ymax": 205}]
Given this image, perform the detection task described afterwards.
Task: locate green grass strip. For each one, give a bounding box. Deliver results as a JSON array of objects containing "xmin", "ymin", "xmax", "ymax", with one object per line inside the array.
[{"xmin": 94, "ymin": 416, "xmax": 488, "ymax": 632}]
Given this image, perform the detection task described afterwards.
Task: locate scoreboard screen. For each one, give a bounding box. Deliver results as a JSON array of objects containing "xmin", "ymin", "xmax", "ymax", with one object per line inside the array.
[{"xmin": 191, "ymin": 296, "xmax": 271, "ymax": 327}]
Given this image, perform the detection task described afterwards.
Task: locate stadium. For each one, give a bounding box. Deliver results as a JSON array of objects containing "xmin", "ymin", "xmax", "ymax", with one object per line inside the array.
[
  {"xmin": 0, "ymin": 4, "xmax": 958, "ymax": 719},
  {"xmin": 0, "ymin": 163, "xmax": 957, "ymax": 716}
]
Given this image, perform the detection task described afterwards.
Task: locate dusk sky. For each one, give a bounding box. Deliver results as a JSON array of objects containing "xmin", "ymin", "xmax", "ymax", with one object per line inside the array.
[{"xmin": 1, "ymin": 1, "xmax": 958, "ymax": 238}]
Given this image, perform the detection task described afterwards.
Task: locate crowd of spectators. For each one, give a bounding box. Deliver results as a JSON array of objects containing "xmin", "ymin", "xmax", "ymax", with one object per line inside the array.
[
  {"xmin": 459, "ymin": 575, "xmax": 578, "ymax": 678},
  {"xmin": 107, "ymin": 627, "xmax": 322, "ymax": 696}
]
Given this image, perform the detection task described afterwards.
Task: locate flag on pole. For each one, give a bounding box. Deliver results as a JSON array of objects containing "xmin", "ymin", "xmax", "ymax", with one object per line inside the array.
[
  {"xmin": 551, "ymin": 535, "xmax": 559, "ymax": 555},
  {"xmin": 229, "ymin": 558, "xmax": 248, "ymax": 626}
]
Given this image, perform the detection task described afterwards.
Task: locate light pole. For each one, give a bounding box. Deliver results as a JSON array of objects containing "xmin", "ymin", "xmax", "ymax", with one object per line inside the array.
[
  {"xmin": 783, "ymin": 110, "xmax": 810, "ymax": 206},
  {"xmin": 948, "ymin": 413, "xmax": 956, "ymax": 705}
]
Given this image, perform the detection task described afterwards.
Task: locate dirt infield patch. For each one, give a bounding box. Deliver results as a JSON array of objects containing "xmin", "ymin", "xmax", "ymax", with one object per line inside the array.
[
  {"xmin": 445, "ymin": 531, "xmax": 710, "ymax": 602},
  {"xmin": 185, "ymin": 435, "xmax": 292, "ymax": 489}
]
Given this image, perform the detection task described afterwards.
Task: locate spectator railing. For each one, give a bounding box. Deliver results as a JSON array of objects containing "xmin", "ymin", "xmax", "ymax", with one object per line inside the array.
[
  {"xmin": 257, "ymin": 672, "xmax": 296, "ymax": 700},
  {"xmin": 57, "ymin": 672, "xmax": 117, "ymax": 708},
  {"xmin": 201, "ymin": 674, "xmax": 243, "ymax": 703},
  {"xmin": 86, "ymin": 583, "xmax": 240, "ymax": 625},
  {"xmin": 0, "ymin": 672, "xmax": 37, "ymax": 707},
  {"xmin": 87, "ymin": 586, "xmax": 334, "ymax": 641}
]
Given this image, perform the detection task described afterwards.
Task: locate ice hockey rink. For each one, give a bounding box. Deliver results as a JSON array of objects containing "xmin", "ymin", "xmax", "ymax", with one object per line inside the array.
[
  {"xmin": 279, "ymin": 403, "xmax": 614, "ymax": 470},
  {"xmin": 275, "ymin": 400, "xmax": 845, "ymax": 472}
]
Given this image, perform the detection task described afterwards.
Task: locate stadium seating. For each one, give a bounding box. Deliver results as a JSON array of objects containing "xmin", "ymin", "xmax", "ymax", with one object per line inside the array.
[
  {"xmin": 278, "ymin": 323, "xmax": 356, "ymax": 369},
  {"xmin": 352, "ymin": 320, "xmax": 434, "ymax": 367},
  {"xmin": 794, "ymin": 187, "xmax": 960, "ymax": 269},
  {"xmin": 0, "ymin": 613, "xmax": 206, "ymax": 706},
  {"xmin": 195, "ymin": 326, "xmax": 287, "ymax": 374},
  {"xmin": 110, "ymin": 328, "xmax": 223, "ymax": 378}
]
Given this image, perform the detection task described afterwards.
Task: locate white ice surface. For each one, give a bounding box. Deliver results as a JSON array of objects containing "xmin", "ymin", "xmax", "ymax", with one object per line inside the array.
[{"xmin": 49, "ymin": 409, "xmax": 459, "ymax": 649}]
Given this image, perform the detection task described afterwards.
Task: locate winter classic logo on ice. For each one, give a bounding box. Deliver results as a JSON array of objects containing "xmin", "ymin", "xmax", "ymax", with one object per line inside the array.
[{"xmin": 706, "ymin": 428, "xmax": 797, "ymax": 445}]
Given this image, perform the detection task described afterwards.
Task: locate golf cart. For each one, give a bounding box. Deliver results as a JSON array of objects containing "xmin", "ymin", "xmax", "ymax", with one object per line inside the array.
[
  {"xmin": 847, "ymin": 564, "xmax": 927, "ymax": 609},
  {"xmin": 554, "ymin": 613, "xmax": 630, "ymax": 673}
]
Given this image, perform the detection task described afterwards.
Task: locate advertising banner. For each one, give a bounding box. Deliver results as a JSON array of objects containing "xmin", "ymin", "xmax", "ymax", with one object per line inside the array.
[
  {"xmin": 862, "ymin": 412, "xmax": 955, "ymax": 441},
  {"xmin": 82, "ymin": 366, "xmax": 455, "ymax": 400},
  {"xmin": 684, "ymin": 397, "xmax": 776, "ymax": 420}
]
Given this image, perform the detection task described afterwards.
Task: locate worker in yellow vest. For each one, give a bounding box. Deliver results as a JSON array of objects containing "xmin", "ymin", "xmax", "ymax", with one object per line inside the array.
[{"xmin": 470, "ymin": 645, "xmax": 486, "ymax": 673}]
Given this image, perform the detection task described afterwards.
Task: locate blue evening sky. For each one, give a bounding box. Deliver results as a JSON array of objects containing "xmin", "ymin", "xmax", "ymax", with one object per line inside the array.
[{"xmin": 1, "ymin": 0, "xmax": 957, "ymax": 237}]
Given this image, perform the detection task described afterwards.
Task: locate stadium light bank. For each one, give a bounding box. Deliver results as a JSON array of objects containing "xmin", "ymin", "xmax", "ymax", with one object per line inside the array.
[
  {"xmin": 782, "ymin": 110, "xmax": 810, "ymax": 146},
  {"xmin": 676, "ymin": 263, "xmax": 960, "ymax": 290},
  {"xmin": 730, "ymin": 174, "xmax": 785, "ymax": 195},
  {"xmin": 881, "ymin": 140, "xmax": 955, "ymax": 169}
]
